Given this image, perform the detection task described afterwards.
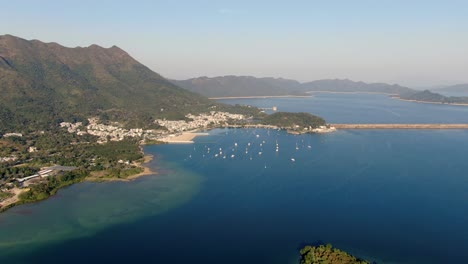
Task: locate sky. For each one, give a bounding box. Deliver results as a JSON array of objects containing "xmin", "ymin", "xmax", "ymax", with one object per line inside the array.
[{"xmin": 1, "ymin": 0, "xmax": 468, "ymax": 87}]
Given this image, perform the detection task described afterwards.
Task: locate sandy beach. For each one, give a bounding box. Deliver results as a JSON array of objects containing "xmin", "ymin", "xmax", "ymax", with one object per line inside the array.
[
  {"xmin": 159, "ymin": 132, "xmax": 209, "ymax": 143},
  {"xmin": 126, "ymin": 154, "xmax": 156, "ymax": 180}
]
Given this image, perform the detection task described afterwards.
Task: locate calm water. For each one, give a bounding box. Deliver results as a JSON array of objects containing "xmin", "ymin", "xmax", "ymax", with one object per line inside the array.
[
  {"xmin": 1, "ymin": 94, "xmax": 468, "ymax": 264},
  {"xmin": 221, "ymin": 93, "xmax": 468, "ymax": 123}
]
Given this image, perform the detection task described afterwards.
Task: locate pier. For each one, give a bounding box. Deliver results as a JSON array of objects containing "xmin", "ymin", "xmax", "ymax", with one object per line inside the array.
[{"xmin": 331, "ymin": 124, "xmax": 468, "ymax": 129}]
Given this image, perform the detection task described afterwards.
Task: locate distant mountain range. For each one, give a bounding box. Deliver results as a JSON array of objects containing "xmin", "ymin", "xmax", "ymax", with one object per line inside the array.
[
  {"xmin": 0, "ymin": 34, "xmax": 217, "ymax": 131},
  {"xmin": 172, "ymin": 76, "xmax": 303, "ymax": 97},
  {"xmin": 434, "ymin": 84, "xmax": 468, "ymax": 93},
  {"xmin": 172, "ymin": 76, "xmax": 415, "ymax": 97}
]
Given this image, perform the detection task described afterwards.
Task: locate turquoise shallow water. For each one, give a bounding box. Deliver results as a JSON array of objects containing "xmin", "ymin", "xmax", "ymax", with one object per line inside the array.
[{"xmin": 1, "ymin": 94, "xmax": 468, "ymax": 263}]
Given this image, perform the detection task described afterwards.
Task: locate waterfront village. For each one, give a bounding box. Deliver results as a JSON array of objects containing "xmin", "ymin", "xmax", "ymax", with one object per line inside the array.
[{"xmin": 0, "ymin": 111, "xmax": 335, "ymax": 210}]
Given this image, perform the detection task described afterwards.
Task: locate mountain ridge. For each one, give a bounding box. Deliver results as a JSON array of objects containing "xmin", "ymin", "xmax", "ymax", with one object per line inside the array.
[
  {"xmin": 173, "ymin": 76, "xmax": 416, "ymax": 97},
  {"xmin": 0, "ymin": 34, "xmax": 218, "ymax": 132}
]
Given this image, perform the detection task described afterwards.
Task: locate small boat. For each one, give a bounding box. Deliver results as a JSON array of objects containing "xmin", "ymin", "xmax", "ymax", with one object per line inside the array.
[
  {"xmin": 256, "ymin": 135, "xmax": 260, "ymax": 138},
  {"xmin": 291, "ymin": 158, "xmax": 295, "ymax": 162},
  {"xmin": 215, "ymin": 154, "xmax": 219, "ymax": 157},
  {"xmin": 231, "ymin": 154, "xmax": 235, "ymax": 158},
  {"xmin": 258, "ymin": 152, "xmax": 262, "ymax": 155},
  {"xmin": 234, "ymin": 143, "xmax": 238, "ymax": 147}
]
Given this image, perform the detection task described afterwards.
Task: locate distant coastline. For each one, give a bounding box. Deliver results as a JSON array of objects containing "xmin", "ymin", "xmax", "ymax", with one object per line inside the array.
[
  {"xmin": 391, "ymin": 96, "xmax": 468, "ymax": 106},
  {"xmin": 307, "ymin": 90, "xmax": 398, "ymax": 95},
  {"xmin": 209, "ymin": 95, "xmax": 313, "ymax": 100}
]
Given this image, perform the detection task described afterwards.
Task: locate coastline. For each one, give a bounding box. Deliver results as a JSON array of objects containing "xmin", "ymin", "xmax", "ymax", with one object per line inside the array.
[
  {"xmin": 209, "ymin": 95, "xmax": 312, "ymax": 100},
  {"xmin": 391, "ymin": 96, "xmax": 468, "ymax": 106},
  {"xmin": 307, "ymin": 91, "xmax": 398, "ymax": 95},
  {"xmin": 87, "ymin": 154, "xmax": 157, "ymax": 182},
  {"xmin": 1, "ymin": 153, "xmax": 157, "ymax": 213}
]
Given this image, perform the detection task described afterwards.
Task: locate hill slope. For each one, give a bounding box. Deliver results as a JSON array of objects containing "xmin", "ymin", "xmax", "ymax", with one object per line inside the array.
[
  {"xmin": 0, "ymin": 34, "xmax": 215, "ymax": 131},
  {"xmin": 174, "ymin": 76, "xmax": 415, "ymax": 97}
]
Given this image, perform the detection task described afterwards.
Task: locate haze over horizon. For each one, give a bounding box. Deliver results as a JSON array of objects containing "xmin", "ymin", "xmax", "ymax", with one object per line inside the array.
[{"xmin": 2, "ymin": 0, "xmax": 467, "ymax": 87}]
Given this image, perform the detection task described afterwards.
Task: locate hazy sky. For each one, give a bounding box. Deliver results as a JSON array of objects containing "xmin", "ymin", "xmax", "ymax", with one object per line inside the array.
[{"xmin": 2, "ymin": 0, "xmax": 468, "ymax": 87}]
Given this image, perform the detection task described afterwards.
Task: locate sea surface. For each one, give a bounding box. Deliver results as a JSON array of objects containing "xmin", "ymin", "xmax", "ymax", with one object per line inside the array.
[{"xmin": 1, "ymin": 94, "xmax": 468, "ymax": 264}]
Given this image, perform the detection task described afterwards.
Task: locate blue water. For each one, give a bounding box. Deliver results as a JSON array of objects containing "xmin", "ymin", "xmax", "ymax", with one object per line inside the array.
[
  {"xmin": 220, "ymin": 93, "xmax": 468, "ymax": 123},
  {"xmin": 1, "ymin": 94, "xmax": 468, "ymax": 264}
]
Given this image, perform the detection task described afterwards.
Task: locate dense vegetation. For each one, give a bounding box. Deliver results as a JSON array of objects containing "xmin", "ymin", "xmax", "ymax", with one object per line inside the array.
[
  {"xmin": 0, "ymin": 35, "xmax": 263, "ymax": 134},
  {"xmin": 262, "ymin": 112, "xmax": 326, "ymax": 130},
  {"xmin": 0, "ymin": 128, "xmax": 147, "ymax": 210},
  {"xmin": 399, "ymin": 90, "xmax": 468, "ymax": 104},
  {"xmin": 300, "ymin": 244, "xmax": 369, "ymax": 264}
]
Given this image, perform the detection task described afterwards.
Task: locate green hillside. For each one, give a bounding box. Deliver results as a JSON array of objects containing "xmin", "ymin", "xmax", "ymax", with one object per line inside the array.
[{"xmin": 0, "ymin": 34, "xmax": 223, "ymax": 132}]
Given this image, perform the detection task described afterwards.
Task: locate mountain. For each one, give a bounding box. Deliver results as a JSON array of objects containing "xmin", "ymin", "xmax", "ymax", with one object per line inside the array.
[
  {"xmin": 0, "ymin": 34, "xmax": 216, "ymax": 131},
  {"xmin": 299, "ymin": 79, "xmax": 415, "ymax": 95},
  {"xmin": 173, "ymin": 76, "xmax": 416, "ymax": 97},
  {"xmin": 172, "ymin": 76, "xmax": 303, "ymax": 97}
]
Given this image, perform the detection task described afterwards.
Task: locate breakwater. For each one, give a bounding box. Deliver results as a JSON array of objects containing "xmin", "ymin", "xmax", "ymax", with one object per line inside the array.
[{"xmin": 331, "ymin": 124, "xmax": 468, "ymax": 129}]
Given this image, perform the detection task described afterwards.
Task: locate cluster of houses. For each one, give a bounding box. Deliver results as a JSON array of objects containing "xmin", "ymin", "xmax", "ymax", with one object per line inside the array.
[
  {"xmin": 155, "ymin": 111, "xmax": 246, "ymax": 133},
  {"xmin": 60, "ymin": 118, "xmax": 159, "ymax": 144},
  {"xmin": 59, "ymin": 112, "xmax": 247, "ymax": 143}
]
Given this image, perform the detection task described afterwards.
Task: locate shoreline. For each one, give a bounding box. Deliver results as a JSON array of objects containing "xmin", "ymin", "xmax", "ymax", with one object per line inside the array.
[
  {"xmin": 391, "ymin": 96, "xmax": 468, "ymax": 106},
  {"xmin": 209, "ymin": 95, "xmax": 312, "ymax": 100},
  {"xmin": 307, "ymin": 91, "xmax": 398, "ymax": 95}
]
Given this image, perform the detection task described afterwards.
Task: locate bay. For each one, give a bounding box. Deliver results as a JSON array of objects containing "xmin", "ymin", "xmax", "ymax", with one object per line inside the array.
[{"xmin": 1, "ymin": 94, "xmax": 468, "ymax": 263}]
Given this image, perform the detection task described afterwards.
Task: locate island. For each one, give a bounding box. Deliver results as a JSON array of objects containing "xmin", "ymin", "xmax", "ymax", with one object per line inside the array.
[{"xmin": 300, "ymin": 244, "xmax": 370, "ymax": 264}]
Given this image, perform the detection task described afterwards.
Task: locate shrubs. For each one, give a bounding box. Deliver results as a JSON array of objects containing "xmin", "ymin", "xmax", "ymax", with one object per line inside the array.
[{"xmin": 300, "ymin": 244, "xmax": 369, "ymax": 264}]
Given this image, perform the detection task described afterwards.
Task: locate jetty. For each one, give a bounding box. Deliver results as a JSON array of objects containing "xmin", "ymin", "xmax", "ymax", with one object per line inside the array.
[{"xmin": 331, "ymin": 124, "xmax": 468, "ymax": 129}]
